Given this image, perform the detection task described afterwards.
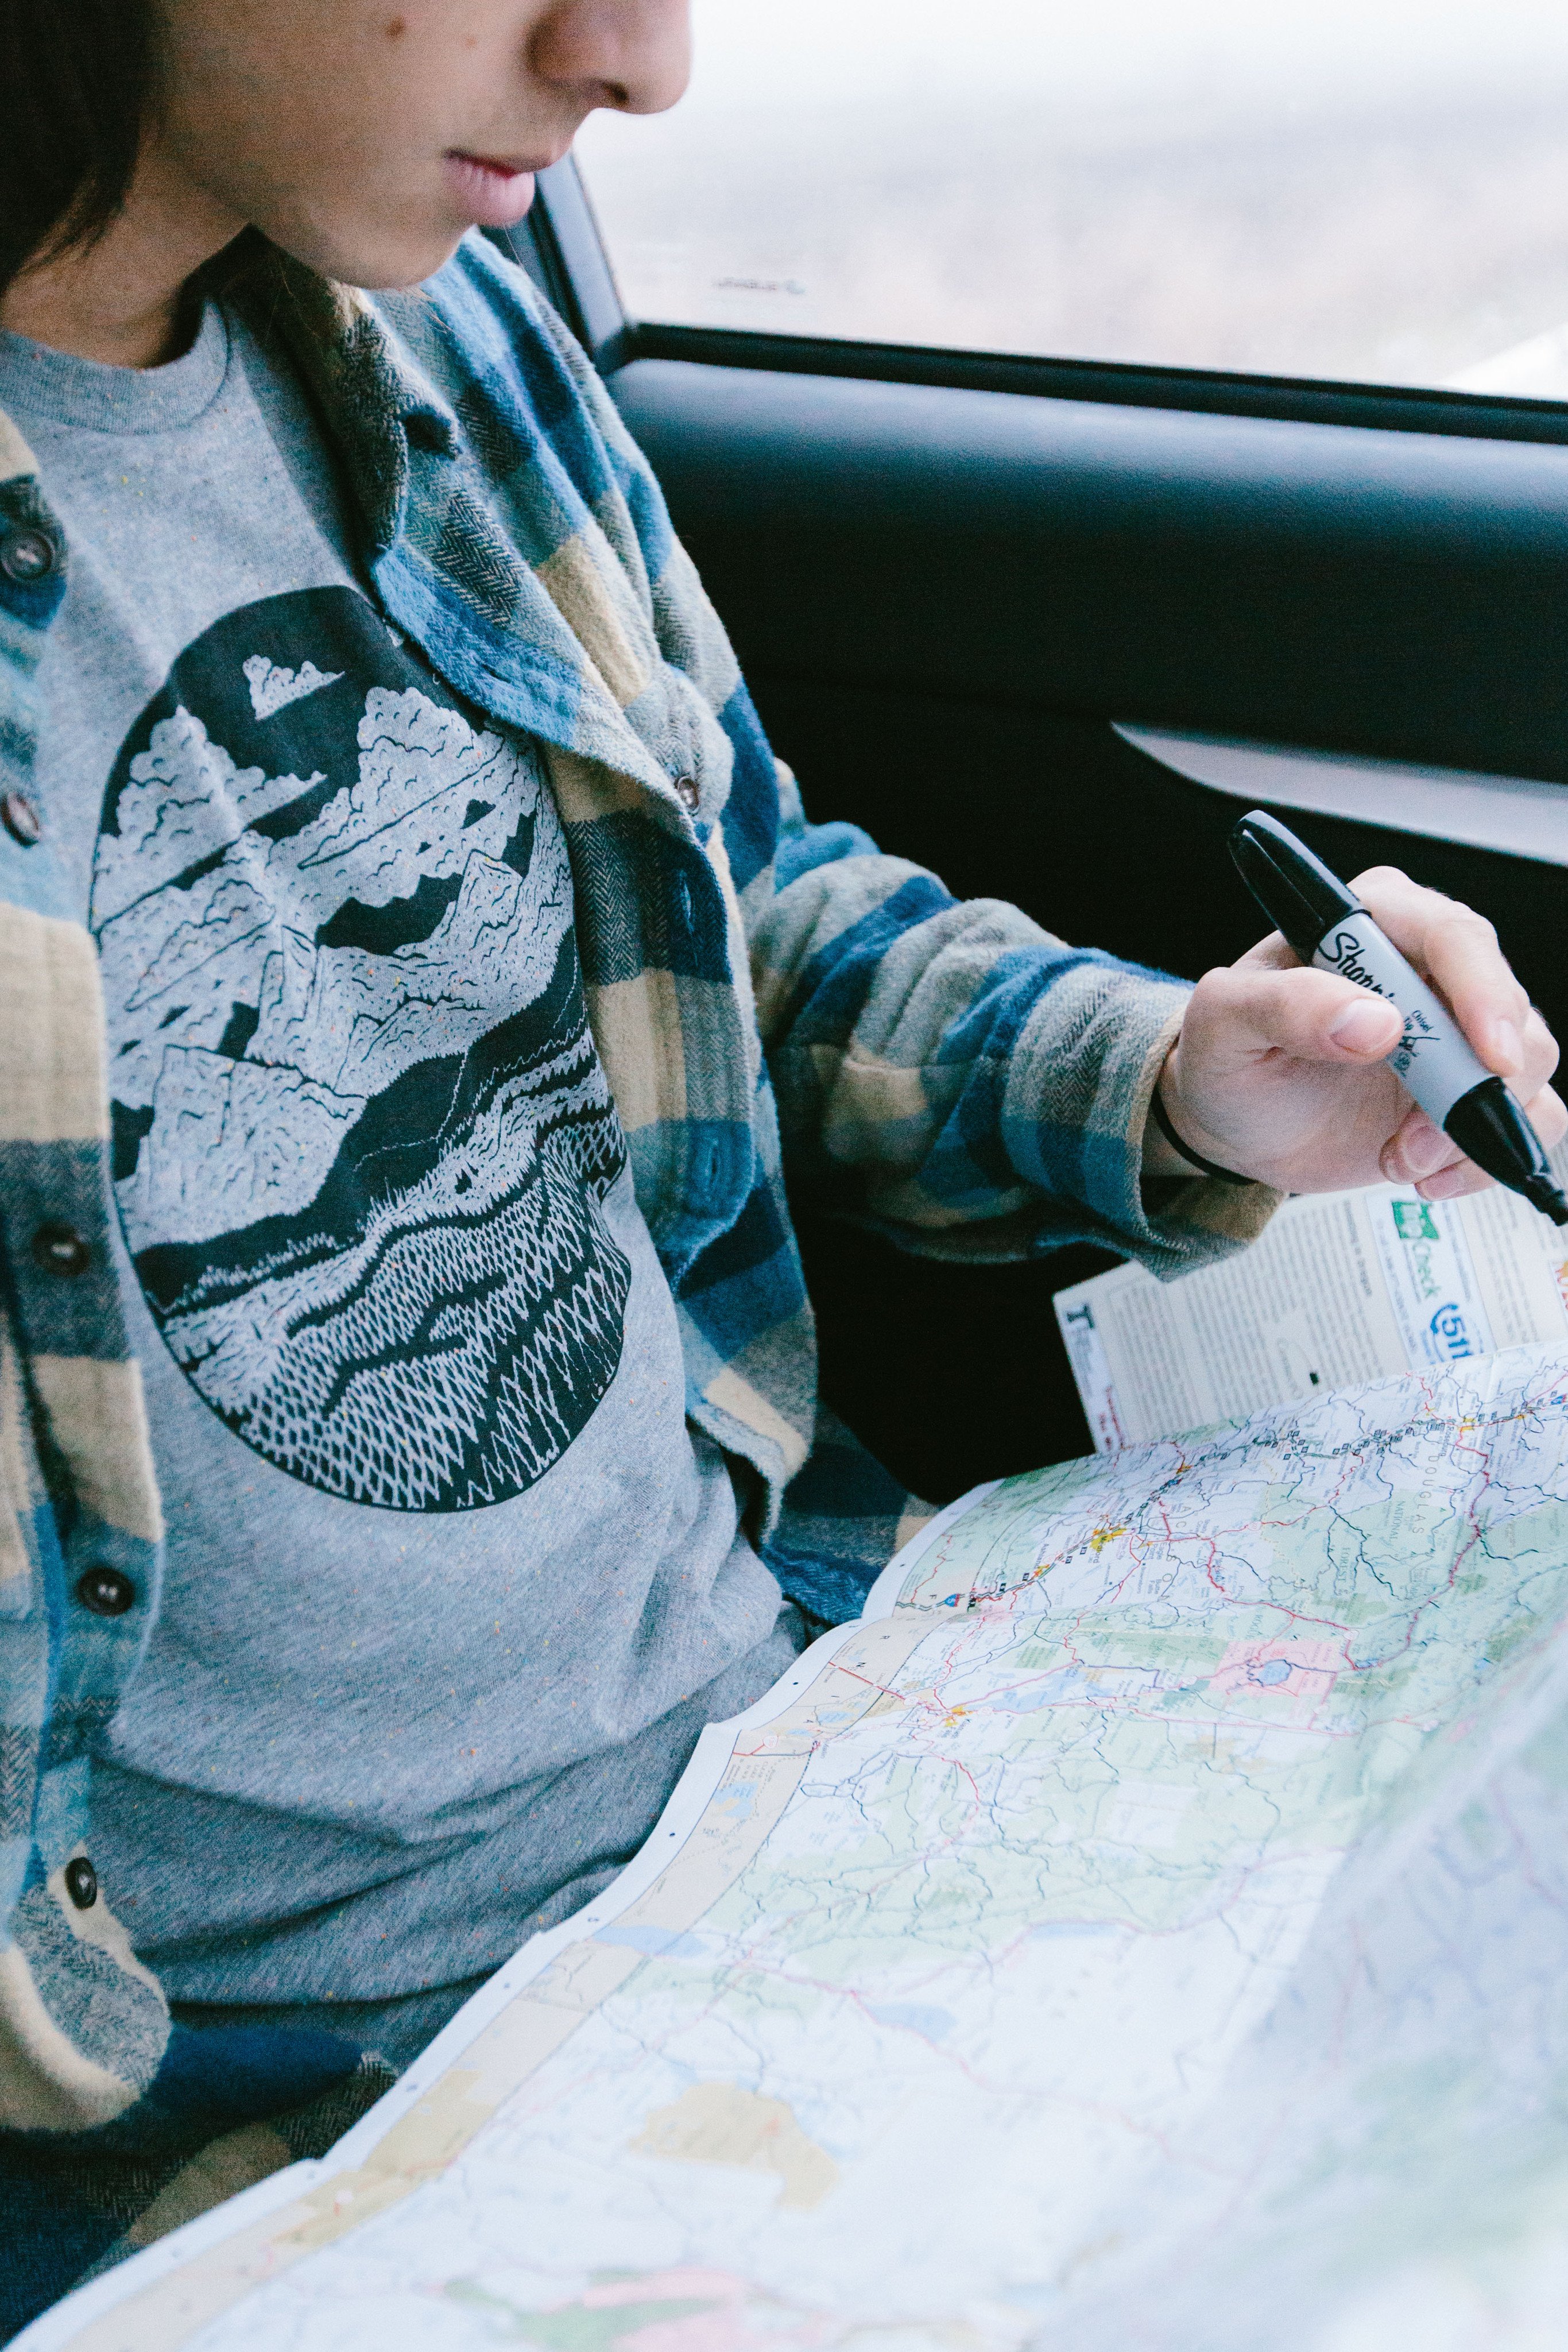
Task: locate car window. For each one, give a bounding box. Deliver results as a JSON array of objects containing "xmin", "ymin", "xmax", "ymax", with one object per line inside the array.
[{"xmin": 574, "ymin": 0, "xmax": 1568, "ymax": 400}]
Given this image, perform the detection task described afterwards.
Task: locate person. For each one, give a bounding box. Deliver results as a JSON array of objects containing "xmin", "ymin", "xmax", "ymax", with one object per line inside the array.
[{"xmin": 0, "ymin": 0, "xmax": 1559, "ymax": 2330}]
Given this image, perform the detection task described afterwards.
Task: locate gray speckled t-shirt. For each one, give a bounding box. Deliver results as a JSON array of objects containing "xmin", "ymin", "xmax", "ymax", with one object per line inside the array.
[{"xmin": 0, "ymin": 300, "xmax": 799, "ymax": 2061}]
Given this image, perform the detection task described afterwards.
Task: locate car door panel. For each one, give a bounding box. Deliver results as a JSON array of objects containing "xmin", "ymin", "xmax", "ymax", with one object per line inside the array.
[{"xmin": 609, "ymin": 357, "xmax": 1568, "ymax": 786}]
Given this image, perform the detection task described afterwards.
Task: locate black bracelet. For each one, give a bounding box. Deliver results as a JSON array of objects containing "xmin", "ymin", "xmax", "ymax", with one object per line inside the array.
[{"xmin": 1149, "ymin": 1085, "xmax": 1254, "ymax": 1186}]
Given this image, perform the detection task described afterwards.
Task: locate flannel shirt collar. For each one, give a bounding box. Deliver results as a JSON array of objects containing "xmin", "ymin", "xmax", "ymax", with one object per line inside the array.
[
  {"xmin": 237, "ymin": 249, "xmax": 700, "ymax": 825},
  {"xmin": 234, "ymin": 250, "xmax": 458, "ymax": 552}
]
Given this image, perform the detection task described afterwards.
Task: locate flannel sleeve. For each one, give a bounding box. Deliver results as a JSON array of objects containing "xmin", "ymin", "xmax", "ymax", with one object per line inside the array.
[
  {"xmin": 746, "ymin": 769, "xmax": 1280, "ymax": 1279},
  {"xmin": 514, "ymin": 272, "xmax": 1278, "ymax": 1281}
]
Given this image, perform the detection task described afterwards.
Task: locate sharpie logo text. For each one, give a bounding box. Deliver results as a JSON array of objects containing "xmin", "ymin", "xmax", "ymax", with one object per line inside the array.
[{"xmin": 1322, "ymin": 929, "xmax": 1396, "ymax": 998}]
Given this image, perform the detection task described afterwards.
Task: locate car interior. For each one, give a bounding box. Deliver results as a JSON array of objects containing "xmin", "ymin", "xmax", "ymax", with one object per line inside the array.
[{"xmin": 499, "ymin": 153, "xmax": 1568, "ymax": 1506}]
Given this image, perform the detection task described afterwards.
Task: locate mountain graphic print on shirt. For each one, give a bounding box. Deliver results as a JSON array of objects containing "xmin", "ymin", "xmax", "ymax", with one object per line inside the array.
[{"xmin": 91, "ymin": 584, "xmax": 630, "ymax": 1512}]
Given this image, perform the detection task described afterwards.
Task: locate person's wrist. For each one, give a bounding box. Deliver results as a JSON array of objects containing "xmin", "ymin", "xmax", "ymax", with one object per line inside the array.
[{"xmin": 1145, "ymin": 1050, "xmax": 1254, "ymax": 1187}]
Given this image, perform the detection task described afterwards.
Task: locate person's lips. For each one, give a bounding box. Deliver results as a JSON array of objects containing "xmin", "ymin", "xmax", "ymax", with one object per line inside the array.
[{"xmin": 443, "ymin": 151, "xmax": 542, "ymax": 228}]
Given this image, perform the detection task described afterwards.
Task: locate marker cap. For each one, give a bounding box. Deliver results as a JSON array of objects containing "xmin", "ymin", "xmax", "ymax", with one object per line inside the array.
[
  {"xmin": 1229, "ymin": 809, "xmax": 1360, "ymax": 964},
  {"xmin": 1444, "ymin": 1076, "xmax": 1568, "ymax": 1227}
]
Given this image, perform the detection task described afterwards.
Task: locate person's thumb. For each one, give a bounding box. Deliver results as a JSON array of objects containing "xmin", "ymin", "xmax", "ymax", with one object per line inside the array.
[{"xmin": 1186, "ymin": 963, "xmax": 1403, "ymax": 1069}]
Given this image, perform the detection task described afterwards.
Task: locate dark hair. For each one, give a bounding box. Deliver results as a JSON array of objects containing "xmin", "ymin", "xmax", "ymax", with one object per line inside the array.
[{"xmin": 1, "ymin": 0, "xmax": 157, "ymax": 299}]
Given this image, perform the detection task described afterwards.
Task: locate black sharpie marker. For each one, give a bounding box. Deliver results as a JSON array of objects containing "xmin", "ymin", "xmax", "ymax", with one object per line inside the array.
[{"xmin": 1230, "ymin": 808, "xmax": 1568, "ymax": 1227}]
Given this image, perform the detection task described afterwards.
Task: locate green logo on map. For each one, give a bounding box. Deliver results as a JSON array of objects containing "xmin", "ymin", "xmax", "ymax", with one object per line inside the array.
[{"xmin": 1393, "ymin": 1201, "xmax": 1440, "ymax": 1243}]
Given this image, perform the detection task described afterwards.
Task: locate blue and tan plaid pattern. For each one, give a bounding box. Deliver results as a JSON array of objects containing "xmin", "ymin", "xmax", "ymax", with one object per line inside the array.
[{"xmin": 0, "ymin": 236, "xmax": 1275, "ymax": 2316}]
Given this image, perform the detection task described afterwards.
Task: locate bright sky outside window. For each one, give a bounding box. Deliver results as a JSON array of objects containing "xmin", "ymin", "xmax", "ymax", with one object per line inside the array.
[{"xmin": 573, "ymin": 0, "xmax": 1568, "ymax": 399}]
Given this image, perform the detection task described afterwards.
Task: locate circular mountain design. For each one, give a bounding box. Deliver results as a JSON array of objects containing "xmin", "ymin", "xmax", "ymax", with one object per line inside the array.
[{"xmin": 91, "ymin": 586, "xmax": 630, "ymax": 1511}]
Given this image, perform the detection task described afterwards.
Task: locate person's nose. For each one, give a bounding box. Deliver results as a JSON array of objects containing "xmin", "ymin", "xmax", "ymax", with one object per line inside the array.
[{"xmin": 531, "ymin": 0, "xmax": 692, "ymax": 118}]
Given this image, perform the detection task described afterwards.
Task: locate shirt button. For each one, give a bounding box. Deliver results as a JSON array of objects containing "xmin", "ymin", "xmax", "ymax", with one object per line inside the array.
[
  {"xmin": 75, "ymin": 1565, "xmax": 136, "ymax": 1619},
  {"xmin": 1, "ymin": 790, "xmax": 42, "ymax": 846},
  {"xmin": 64, "ymin": 1856, "xmax": 99, "ymax": 1911},
  {"xmin": 0, "ymin": 528, "xmax": 57, "ymax": 585},
  {"xmin": 673, "ymin": 775, "xmax": 700, "ymax": 813},
  {"xmin": 32, "ymin": 1221, "xmax": 92, "ymax": 1277}
]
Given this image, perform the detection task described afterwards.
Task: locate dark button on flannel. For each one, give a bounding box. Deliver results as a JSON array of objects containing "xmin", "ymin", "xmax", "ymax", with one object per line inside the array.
[
  {"xmin": 0, "ymin": 528, "xmax": 56, "ymax": 584},
  {"xmin": 64, "ymin": 1857, "xmax": 99, "ymax": 1910},
  {"xmin": 32, "ymin": 1221, "xmax": 91, "ymax": 1276},
  {"xmin": 76, "ymin": 1567, "xmax": 136, "ymax": 1619}
]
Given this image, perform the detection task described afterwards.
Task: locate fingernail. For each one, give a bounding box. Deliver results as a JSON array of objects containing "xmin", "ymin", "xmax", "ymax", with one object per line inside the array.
[
  {"xmin": 1402, "ymin": 1117, "xmax": 1449, "ymax": 1177},
  {"xmin": 1329, "ymin": 999, "xmax": 1397, "ymax": 1054},
  {"xmin": 1492, "ymin": 1018, "xmax": 1521, "ymax": 1073}
]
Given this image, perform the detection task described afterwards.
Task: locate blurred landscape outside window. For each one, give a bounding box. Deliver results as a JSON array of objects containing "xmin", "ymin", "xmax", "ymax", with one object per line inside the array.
[{"xmin": 573, "ymin": 0, "xmax": 1568, "ymax": 399}]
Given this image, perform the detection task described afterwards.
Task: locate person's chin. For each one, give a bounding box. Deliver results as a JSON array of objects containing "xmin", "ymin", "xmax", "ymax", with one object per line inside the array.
[
  {"xmin": 268, "ymin": 175, "xmax": 522, "ymax": 285},
  {"xmin": 292, "ymin": 219, "xmax": 481, "ymax": 293},
  {"xmin": 351, "ymin": 193, "xmax": 540, "ymax": 288}
]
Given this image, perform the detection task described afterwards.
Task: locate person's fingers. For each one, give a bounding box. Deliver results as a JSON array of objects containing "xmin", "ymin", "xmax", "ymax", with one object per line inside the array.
[
  {"xmin": 1523, "ymin": 1081, "xmax": 1568, "ymax": 1148},
  {"xmin": 1352, "ymin": 866, "xmax": 1534, "ymax": 1078},
  {"xmin": 1515, "ymin": 1007, "xmax": 1562, "ymax": 1102},
  {"xmin": 1186, "ymin": 961, "xmax": 1403, "ymax": 1069},
  {"xmin": 1380, "ymin": 1082, "xmax": 1567, "ymax": 1192},
  {"xmin": 1232, "ymin": 916, "xmax": 1558, "ymax": 1106},
  {"xmin": 1417, "ymin": 1159, "xmax": 1497, "ymax": 1202},
  {"xmin": 1241, "ymin": 888, "xmax": 1554, "ymax": 1060},
  {"xmin": 1380, "ymin": 1106, "xmax": 1466, "ymax": 1187},
  {"xmin": 1240, "ymin": 893, "xmax": 1558, "ymax": 1105}
]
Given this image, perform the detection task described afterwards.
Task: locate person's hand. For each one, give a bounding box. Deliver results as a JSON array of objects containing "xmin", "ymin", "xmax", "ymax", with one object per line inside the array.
[{"xmin": 1148, "ymin": 865, "xmax": 1566, "ymax": 1198}]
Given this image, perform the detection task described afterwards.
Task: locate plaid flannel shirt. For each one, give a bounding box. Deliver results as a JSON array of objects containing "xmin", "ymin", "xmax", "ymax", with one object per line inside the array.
[{"xmin": 0, "ymin": 234, "xmax": 1275, "ymax": 2308}]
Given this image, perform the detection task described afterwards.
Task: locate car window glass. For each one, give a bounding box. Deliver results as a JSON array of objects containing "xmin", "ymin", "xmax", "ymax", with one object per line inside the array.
[{"xmin": 574, "ymin": 0, "xmax": 1568, "ymax": 400}]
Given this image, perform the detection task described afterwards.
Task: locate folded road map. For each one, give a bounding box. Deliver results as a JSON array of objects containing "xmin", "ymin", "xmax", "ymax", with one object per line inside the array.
[
  {"xmin": 1056, "ymin": 1140, "xmax": 1568, "ymax": 1453},
  {"xmin": 26, "ymin": 1344, "xmax": 1568, "ymax": 2352}
]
